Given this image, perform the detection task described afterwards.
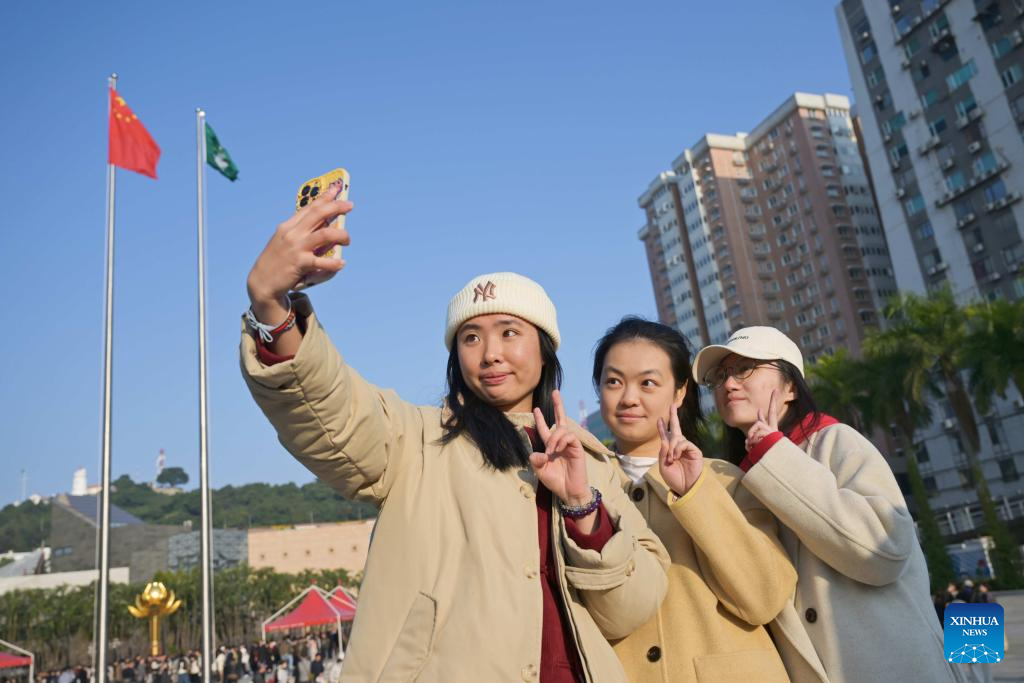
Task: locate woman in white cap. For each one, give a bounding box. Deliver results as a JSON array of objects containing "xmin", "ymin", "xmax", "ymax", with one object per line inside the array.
[
  {"xmin": 692, "ymin": 326, "xmax": 963, "ymax": 683},
  {"xmin": 592, "ymin": 318, "xmax": 795, "ymax": 682},
  {"xmin": 240, "ymin": 196, "xmax": 669, "ymax": 682}
]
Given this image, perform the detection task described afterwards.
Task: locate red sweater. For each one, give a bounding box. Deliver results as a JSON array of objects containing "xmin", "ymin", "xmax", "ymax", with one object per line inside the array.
[
  {"xmin": 255, "ymin": 340, "xmax": 612, "ymax": 682},
  {"xmin": 740, "ymin": 412, "xmax": 840, "ymax": 472}
]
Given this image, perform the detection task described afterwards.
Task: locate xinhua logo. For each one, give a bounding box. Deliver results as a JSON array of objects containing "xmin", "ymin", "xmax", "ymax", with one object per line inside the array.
[{"xmin": 944, "ymin": 602, "xmax": 1004, "ymax": 664}]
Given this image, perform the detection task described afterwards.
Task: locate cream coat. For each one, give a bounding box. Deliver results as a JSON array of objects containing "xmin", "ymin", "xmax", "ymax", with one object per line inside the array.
[
  {"xmin": 743, "ymin": 423, "xmax": 965, "ymax": 683},
  {"xmin": 611, "ymin": 459, "xmax": 798, "ymax": 683},
  {"xmin": 240, "ymin": 297, "xmax": 670, "ymax": 683}
]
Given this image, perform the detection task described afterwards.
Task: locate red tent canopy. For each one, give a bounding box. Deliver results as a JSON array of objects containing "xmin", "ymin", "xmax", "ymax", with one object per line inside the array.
[
  {"xmin": 0, "ymin": 652, "xmax": 31, "ymax": 669},
  {"xmin": 264, "ymin": 587, "xmax": 355, "ymax": 632},
  {"xmin": 327, "ymin": 588, "xmax": 357, "ymax": 620}
]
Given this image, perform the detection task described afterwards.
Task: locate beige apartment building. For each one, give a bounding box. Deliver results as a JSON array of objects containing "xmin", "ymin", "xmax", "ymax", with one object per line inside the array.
[
  {"xmin": 639, "ymin": 92, "xmax": 897, "ymax": 363},
  {"xmin": 248, "ymin": 519, "xmax": 375, "ymax": 576}
]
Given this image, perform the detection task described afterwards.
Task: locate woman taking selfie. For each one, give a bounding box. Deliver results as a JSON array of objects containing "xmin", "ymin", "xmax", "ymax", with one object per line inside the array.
[
  {"xmin": 593, "ymin": 318, "xmax": 798, "ymax": 682},
  {"xmin": 693, "ymin": 326, "xmax": 963, "ymax": 683},
  {"xmin": 239, "ymin": 195, "xmax": 669, "ymax": 682}
]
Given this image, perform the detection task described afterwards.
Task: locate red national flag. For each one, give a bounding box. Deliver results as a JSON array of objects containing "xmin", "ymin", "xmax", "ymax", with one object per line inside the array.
[{"xmin": 108, "ymin": 87, "xmax": 161, "ymax": 179}]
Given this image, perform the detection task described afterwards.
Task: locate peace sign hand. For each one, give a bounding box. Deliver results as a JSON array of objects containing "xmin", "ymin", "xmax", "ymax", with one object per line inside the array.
[
  {"xmin": 745, "ymin": 389, "xmax": 781, "ymax": 451},
  {"xmin": 530, "ymin": 390, "xmax": 591, "ymax": 506},
  {"xmin": 658, "ymin": 408, "xmax": 704, "ymax": 497}
]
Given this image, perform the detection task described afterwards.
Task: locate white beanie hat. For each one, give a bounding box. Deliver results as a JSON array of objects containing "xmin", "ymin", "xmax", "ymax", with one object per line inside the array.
[
  {"xmin": 444, "ymin": 272, "xmax": 560, "ymax": 351},
  {"xmin": 692, "ymin": 326, "xmax": 805, "ymax": 384}
]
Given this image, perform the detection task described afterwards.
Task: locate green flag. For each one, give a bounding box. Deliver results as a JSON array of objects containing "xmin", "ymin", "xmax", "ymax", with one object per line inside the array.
[{"xmin": 205, "ymin": 122, "xmax": 238, "ymax": 181}]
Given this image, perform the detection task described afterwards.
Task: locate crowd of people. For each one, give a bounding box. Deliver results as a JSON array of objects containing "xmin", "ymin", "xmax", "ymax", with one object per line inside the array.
[
  {"xmin": 32, "ymin": 634, "xmax": 344, "ymax": 683},
  {"xmin": 934, "ymin": 579, "xmax": 995, "ymax": 622}
]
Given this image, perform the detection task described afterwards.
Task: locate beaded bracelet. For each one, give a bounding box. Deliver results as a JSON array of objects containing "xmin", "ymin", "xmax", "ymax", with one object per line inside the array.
[
  {"xmin": 558, "ymin": 486, "xmax": 602, "ymax": 519},
  {"xmin": 246, "ymin": 303, "xmax": 297, "ymax": 344}
]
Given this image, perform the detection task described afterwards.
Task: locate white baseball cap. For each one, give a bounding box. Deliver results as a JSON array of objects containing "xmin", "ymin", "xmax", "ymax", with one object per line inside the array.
[{"xmin": 692, "ymin": 326, "xmax": 805, "ymax": 384}]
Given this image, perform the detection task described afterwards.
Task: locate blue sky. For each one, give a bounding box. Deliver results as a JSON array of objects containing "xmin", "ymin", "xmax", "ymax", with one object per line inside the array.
[{"xmin": 0, "ymin": 2, "xmax": 853, "ymax": 508}]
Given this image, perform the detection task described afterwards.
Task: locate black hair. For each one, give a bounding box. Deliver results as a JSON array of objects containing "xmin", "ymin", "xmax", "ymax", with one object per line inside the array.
[
  {"xmin": 722, "ymin": 359, "xmax": 821, "ymax": 465},
  {"xmin": 591, "ymin": 316, "xmax": 704, "ymax": 451},
  {"xmin": 440, "ymin": 327, "xmax": 562, "ymax": 471}
]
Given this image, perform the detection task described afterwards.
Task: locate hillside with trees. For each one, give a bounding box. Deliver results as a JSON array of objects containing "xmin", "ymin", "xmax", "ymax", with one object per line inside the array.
[{"xmin": 0, "ymin": 474, "xmax": 376, "ymax": 552}]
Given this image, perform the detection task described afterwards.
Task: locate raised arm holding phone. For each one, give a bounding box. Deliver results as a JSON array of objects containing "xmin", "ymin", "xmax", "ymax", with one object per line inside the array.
[{"xmin": 240, "ymin": 183, "xmax": 669, "ymax": 682}]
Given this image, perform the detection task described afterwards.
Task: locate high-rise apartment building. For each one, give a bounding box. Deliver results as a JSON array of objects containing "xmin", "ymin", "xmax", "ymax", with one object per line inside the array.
[
  {"xmin": 837, "ymin": 0, "xmax": 1024, "ymax": 300},
  {"xmin": 835, "ymin": 1, "xmax": 1024, "ymax": 537},
  {"xmin": 638, "ymin": 93, "xmax": 897, "ymax": 365}
]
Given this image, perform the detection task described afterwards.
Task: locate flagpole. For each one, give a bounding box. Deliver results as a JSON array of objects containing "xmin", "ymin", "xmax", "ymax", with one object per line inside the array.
[
  {"xmin": 94, "ymin": 71, "xmax": 118, "ymax": 683},
  {"xmin": 195, "ymin": 108, "xmax": 215, "ymax": 683}
]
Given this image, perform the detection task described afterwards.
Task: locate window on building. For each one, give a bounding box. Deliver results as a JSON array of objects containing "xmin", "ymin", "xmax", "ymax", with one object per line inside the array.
[
  {"xmin": 904, "ymin": 36, "xmax": 921, "ymax": 58},
  {"xmin": 928, "ymin": 116, "xmax": 947, "ymax": 137},
  {"xmin": 972, "ymin": 257, "xmax": 994, "ymax": 279},
  {"xmin": 929, "ymin": 13, "xmax": 950, "ymax": 39},
  {"xmin": 1010, "ymin": 92, "xmax": 1024, "ymax": 119},
  {"xmin": 860, "ymin": 42, "xmax": 877, "ymax": 65},
  {"xmin": 973, "ymin": 152, "xmax": 999, "ymax": 177},
  {"xmin": 883, "ymin": 112, "xmax": 907, "ymax": 136},
  {"xmin": 867, "ymin": 65, "xmax": 886, "ymax": 87},
  {"xmin": 945, "ymin": 170, "xmax": 966, "ymax": 193},
  {"xmin": 953, "ymin": 198, "xmax": 975, "ymax": 220},
  {"xmin": 947, "ymin": 60, "xmax": 978, "ymax": 91},
  {"xmin": 955, "ymin": 95, "xmax": 978, "ymax": 121},
  {"xmin": 905, "ymin": 195, "xmax": 926, "ymax": 215},
  {"xmin": 1003, "ymin": 242, "xmax": 1024, "ymax": 269},
  {"xmin": 1002, "ymin": 64, "xmax": 1023, "ymax": 88},
  {"xmin": 978, "ymin": 3, "xmax": 1004, "ymax": 30},
  {"xmin": 992, "ymin": 36, "xmax": 1014, "ymax": 59},
  {"xmin": 1001, "ymin": 459, "xmax": 1020, "ymax": 483},
  {"xmin": 984, "ymin": 179, "xmax": 1008, "ymax": 204},
  {"xmin": 895, "ymin": 14, "xmax": 915, "ymax": 36}
]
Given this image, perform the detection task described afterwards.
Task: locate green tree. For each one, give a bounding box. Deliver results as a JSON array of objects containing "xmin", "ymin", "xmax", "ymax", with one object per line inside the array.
[
  {"xmin": 810, "ymin": 346, "xmax": 955, "ymax": 592},
  {"xmin": 0, "ymin": 500, "xmax": 50, "ymax": 551},
  {"xmin": 866, "ymin": 287, "xmax": 1022, "ymax": 586},
  {"xmin": 807, "ymin": 348, "xmax": 869, "ymax": 432},
  {"xmin": 156, "ymin": 466, "xmax": 189, "ymax": 487},
  {"xmin": 698, "ymin": 412, "xmax": 725, "ymax": 460},
  {"xmin": 963, "ymin": 297, "xmax": 1024, "ymax": 415}
]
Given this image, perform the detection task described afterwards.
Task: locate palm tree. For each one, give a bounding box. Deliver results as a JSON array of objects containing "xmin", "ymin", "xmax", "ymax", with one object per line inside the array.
[
  {"xmin": 859, "ymin": 348, "xmax": 954, "ymax": 592},
  {"xmin": 963, "ymin": 297, "xmax": 1024, "ymax": 415},
  {"xmin": 809, "ymin": 344, "xmax": 956, "ymax": 591},
  {"xmin": 866, "ymin": 287, "xmax": 1022, "ymax": 586},
  {"xmin": 807, "ymin": 348, "xmax": 869, "ymax": 432}
]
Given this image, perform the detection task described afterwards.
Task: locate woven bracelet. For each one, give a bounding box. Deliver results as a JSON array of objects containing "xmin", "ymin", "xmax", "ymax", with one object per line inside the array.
[
  {"xmin": 246, "ymin": 304, "xmax": 297, "ymax": 344},
  {"xmin": 558, "ymin": 486, "xmax": 602, "ymax": 519}
]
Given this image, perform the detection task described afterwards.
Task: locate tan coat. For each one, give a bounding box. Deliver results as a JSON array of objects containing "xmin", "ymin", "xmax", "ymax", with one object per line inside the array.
[
  {"xmin": 240, "ymin": 296, "xmax": 671, "ymax": 683},
  {"xmin": 743, "ymin": 424, "xmax": 966, "ymax": 683},
  {"xmin": 611, "ymin": 459, "xmax": 797, "ymax": 683}
]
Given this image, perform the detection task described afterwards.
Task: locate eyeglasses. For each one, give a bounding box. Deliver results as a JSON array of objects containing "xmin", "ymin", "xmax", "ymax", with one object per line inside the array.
[{"xmin": 703, "ymin": 359, "xmax": 780, "ymax": 389}]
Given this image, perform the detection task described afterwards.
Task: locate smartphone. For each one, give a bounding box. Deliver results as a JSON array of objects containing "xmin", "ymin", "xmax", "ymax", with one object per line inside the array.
[{"xmin": 293, "ymin": 168, "xmax": 351, "ymax": 290}]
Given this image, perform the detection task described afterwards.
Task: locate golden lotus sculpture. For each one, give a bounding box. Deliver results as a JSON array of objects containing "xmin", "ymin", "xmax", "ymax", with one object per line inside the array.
[{"xmin": 127, "ymin": 581, "xmax": 182, "ymax": 655}]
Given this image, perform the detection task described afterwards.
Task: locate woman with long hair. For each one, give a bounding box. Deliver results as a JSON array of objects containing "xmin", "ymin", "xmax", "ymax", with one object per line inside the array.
[
  {"xmin": 693, "ymin": 326, "xmax": 963, "ymax": 683},
  {"xmin": 593, "ymin": 318, "xmax": 796, "ymax": 682},
  {"xmin": 240, "ymin": 196, "xmax": 669, "ymax": 682}
]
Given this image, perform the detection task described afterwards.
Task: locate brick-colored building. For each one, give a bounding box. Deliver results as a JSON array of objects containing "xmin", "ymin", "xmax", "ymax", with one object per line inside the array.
[
  {"xmin": 638, "ymin": 93, "xmax": 897, "ymax": 364},
  {"xmin": 248, "ymin": 520, "xmax": 375, "ymax": 576}
]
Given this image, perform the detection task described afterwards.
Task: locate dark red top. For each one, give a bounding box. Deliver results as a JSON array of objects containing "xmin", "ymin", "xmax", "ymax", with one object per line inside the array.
[
  {"xmin": 255, "ymin": 337, "xmax": 613, "ymax": 682},
  {"xmin": 524, "ymin": 426, "xmax": 612, "ymax": 683},
  {"xmin": 740, "ymin": 413, "xmax": 840, "ymax": 472}
]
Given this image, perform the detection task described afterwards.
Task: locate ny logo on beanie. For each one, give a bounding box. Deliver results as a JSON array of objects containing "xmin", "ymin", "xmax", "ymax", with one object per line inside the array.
[{"xmin": 473, "ymin": 281, "xmax": 497, "ymax": 303}]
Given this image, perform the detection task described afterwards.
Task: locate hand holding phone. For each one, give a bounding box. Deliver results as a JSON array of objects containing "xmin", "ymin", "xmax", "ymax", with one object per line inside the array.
[{"xmin": 292, "ymin": 168, "xmax": 351, "ymax": 290}]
